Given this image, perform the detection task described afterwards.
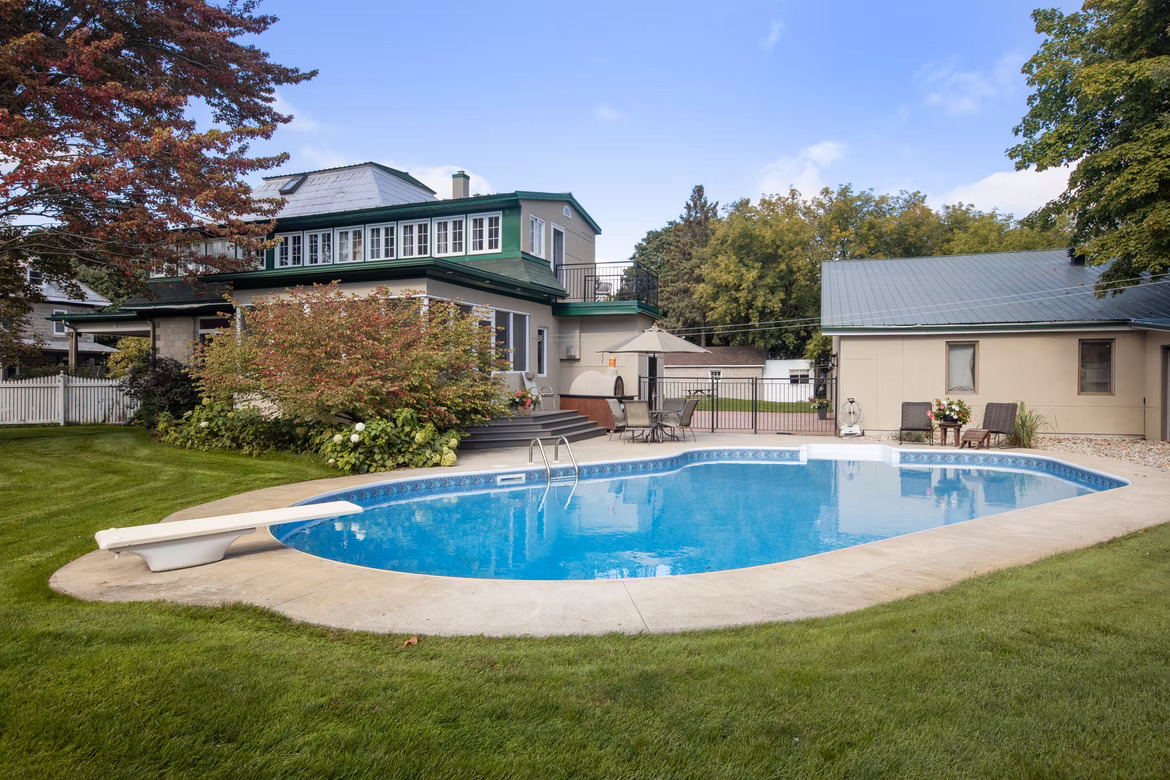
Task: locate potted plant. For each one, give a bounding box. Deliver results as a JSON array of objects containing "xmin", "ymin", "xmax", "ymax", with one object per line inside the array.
[
  {"xmin": 810, "ymin": 396, "xmax": 830, "ymax": 420},
  {"xmin": 510, "ymin": 387, "xmax": 540, "ymax": 416},
  {"xmin": 927, "ymin": 397, "xmax": 972, "ymax": 425}
]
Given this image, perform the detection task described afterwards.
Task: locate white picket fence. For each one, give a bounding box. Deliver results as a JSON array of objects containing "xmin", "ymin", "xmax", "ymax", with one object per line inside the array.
[{"xmin": 0, "ymin": 373, "xmax": 139, "ymax": 425}]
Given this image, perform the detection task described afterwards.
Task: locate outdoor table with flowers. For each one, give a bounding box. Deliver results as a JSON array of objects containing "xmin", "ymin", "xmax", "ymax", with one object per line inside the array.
[{"xmin": 928, "ymin": 397, "xmax": 972, "ymax": 446}]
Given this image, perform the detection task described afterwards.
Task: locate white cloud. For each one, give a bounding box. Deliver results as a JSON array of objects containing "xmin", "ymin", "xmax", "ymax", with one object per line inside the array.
[
  {"xmin": 593, "ymin": 104, "xmax": 627, "ymax": 123},
  {"xmin": 757, "ymin": 141, "xmax": 846, "ymax": 197},
  {"xmin": 296, "ymin": 144, "xmax": 349, "ymax": 171},
  {"xmin": 405, "ymin": 164, "xmax": 497, "ymax": 198},
  {"xmin": 940, "ymin": 165, "xmax": 1072, "ymax": 217},
  {"xmin": 916, "ymin": 52, "xmax": 1024, "ymax": 116},
  {"xmin": 272, "ymin": 91, "xmax": 321, "ymax": 134},
  {"xmin": 762, "ymin": 18, "xmax": 785, "ymax": 50}
]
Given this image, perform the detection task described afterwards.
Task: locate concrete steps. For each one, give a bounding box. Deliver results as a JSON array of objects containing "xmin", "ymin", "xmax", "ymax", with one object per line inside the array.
[{"xmin": 461, "ymin": 409, "xmax": 607, "ymax": 451}]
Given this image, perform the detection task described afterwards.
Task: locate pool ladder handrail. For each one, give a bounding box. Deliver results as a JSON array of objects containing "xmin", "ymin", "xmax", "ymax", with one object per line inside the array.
[{"xmin": 529, "ymin": 436, "xmax": 580, "ymax": 511}]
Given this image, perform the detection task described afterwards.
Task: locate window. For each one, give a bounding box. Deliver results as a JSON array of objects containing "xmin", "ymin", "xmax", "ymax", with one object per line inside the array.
[
  {"xmin": 469, "ymin": 212, "xmax": 501, "ymax": 254},
  {"xmin": 367, "ymin": 223, "xmax": 396, "ymax": 261},
  {"xmin": 278, "ymin": 175, "xmax": 306, "ymax": 195},
  {"xmin": 304, "ymin": 230, "xmax": 332, "ymax": 265},
  {"xmin": 399, "ymin": 220, "xmax": 430, "ymax": 258},
  {"xmin": 529, "ymin": 215, "xmax": 545, "ymax": 258},
  {"xmin": 536, "ymin": 327, "xmax": 548, "ymax": 376},
  {"xmin": 27, "ymin": 268, "xmax": 43, "ymax": 286},
  {"xmin": 789, "ymin": 370, "xmax": 810, "ymax": 384},
  {"xmin": 493, "ymin": 310, "xmax": 529, "ymax": 372},
  {"xmin": 550, "ymin": 224, "xmax": 565, "ymax": 268},
  {"xmin": 335, "ymin": 226, "xmax": 364, "ymax": 263},
  {"xmin": 563, "ymin": 205, "xmax": 572, "ymax": 219},
  {"xmin": 1079, "ymin": 339, "xmax": 1113, "ymax": 394},
  {"xmin": 709, "ymin": 369, "xmax": 722, "ymax": 383},
  {"xmin": 197, "ymin": 317, "xmax": 230, "ymax": 345},
  {"xmin": 52, "ymin": 309, "xmax": 68, "ymax": 336},
  {"xmin": 433, "ymin": 217, "xmax": 465, "ymax": 257},
  {"xmin": 276, "ymin": 233, "xmax": 303, "ymax": 267},
  {"xmin": 946, "ymin": 342, "xmax": 977, "ymax": 393}
]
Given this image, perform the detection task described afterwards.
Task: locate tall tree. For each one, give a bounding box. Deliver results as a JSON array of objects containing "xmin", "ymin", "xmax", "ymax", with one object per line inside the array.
[
  {"xmin": 0, "ymin": 0, "xmax": 315, "ymax": 363},
  {"xmin": 1008, "ymin": 0, "xmax": 1170, "ymax": 289}
]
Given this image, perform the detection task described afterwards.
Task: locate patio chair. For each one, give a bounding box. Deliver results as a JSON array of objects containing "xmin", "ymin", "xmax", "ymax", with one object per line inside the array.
[
  {"xmin": 660, "ymin": 397, "xmax": 699, "ymax": 442},
  {"xmin": 960, "ymin": 402, "xmax": 1018, "ymax": 449},
  {"xmin": 899, "ymin": 402, "xmax": 933, "ymax": 445},
  {"xmin": 622, "ymin": 400, "xmax": 656, "ymax": 443},
  {"xmin": 606, "ymin": 398, "xmax": 627, "ymax": 441},
  {"xmin": 522, "ymin": 373, "xmax": 555, "ymax": 411}
]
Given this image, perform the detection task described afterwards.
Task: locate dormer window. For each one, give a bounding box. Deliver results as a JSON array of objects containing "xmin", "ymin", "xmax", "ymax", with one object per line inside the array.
[
  {"xmin": 279, "ymin": 175, "xmax": 307, "ymax": 196},
  {"xmin": 27, "ymin": 268, "xmax": 43, "ymax": 286}
]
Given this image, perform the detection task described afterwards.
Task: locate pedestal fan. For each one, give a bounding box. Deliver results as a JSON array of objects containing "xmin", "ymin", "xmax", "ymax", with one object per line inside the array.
[{"xmin": 839, "ymin": 397, "xmax": 864, "ymax": 437}]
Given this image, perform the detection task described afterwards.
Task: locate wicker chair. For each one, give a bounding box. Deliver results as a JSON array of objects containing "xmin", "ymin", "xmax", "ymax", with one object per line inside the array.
[
  {"xmin": 960, "ymin": 403, "xmax": 1018, "ymax": 449},
  {"xmin": 899, "ymin": 402, "xmax": 934, "ymax": 444}
]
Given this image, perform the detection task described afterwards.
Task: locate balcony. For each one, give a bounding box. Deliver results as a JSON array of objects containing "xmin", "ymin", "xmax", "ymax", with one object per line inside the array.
[{"xmin": 555, "ymin": 262, "xmax": 659, "ymax": 308}]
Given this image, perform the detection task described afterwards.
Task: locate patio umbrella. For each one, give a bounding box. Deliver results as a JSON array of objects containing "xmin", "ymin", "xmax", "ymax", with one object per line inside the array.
[{"xmin": 600, "ymin": 324, "xmax": 709, "ymax": 355}]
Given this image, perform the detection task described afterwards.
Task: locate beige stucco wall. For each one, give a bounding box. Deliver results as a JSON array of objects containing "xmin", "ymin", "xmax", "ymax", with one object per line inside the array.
[
  {"xmin": 559, "ymin": 313, "xmax": 658, "ymax": 398},
  {"xmin": 1141, "ymin": 330, "xmax": 1170, "ymax": 440},
  {"xmin": 519, "ymin": 199, "xmax": 596, "ymax": 268},
  {"xmin": 837, "ymin": 329, "xmax": 1160, "ymax": 437}
]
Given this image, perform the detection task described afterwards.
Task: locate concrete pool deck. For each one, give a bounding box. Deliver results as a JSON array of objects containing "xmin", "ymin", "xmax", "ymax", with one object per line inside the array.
[{"xmin": 51, "ymin": 432, "xmax": 1170, "ymax": 637}]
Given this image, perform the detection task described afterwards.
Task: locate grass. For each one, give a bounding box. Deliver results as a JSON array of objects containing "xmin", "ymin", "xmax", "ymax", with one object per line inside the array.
[
  {"xmin": 694, "ymin": 397, "xmax": 815, "ymax": 413},
  {"xmin": 2, "ymin": 426, "xmax": 1169, "ymax": 778}
]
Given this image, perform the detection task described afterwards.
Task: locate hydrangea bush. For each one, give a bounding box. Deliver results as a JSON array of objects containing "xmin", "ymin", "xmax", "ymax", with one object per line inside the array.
[{"xmin": 318, "ymin": 409, "xmax": 462, "ymax": 474}]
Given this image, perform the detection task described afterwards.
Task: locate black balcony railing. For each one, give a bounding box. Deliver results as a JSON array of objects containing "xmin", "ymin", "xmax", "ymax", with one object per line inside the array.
[{"xmin": 555, "ymin": 262, "xmax": 658, "ymax": 308}]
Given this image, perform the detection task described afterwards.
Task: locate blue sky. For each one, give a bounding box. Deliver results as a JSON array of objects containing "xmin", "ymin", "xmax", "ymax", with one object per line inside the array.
[{"xmin": 250, "ymin": 0, "xmax": 1080, "ymax": 263}]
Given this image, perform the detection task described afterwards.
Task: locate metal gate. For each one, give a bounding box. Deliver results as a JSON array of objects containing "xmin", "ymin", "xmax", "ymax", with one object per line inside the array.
[{"xmin": 639, "ymin": 375, "xmax": 837, "ymax": 435}]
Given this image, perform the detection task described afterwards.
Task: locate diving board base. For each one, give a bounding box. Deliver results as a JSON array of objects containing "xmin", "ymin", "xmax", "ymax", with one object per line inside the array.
[{"xmin": 108, "ymin": 528, "xmax": 255, "ymax": 572}]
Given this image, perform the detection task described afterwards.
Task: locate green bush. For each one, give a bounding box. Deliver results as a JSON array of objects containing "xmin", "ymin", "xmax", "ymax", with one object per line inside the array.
[
  {"xmin": 156, "ymin": 399, "xmax": 322, "ymax": 456},
  {"xmin": 318, "ymin": 409, "xmax": 462, "ymax": 474},
  {"xmin": 121, "ymin": 357, "xmax": 199, "ymax": 428}
]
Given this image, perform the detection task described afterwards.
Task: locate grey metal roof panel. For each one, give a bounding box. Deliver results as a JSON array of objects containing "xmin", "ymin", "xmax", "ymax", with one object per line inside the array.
[
  {"xmin": 822, "ymin": 249, "xmax": 1170, "ymax": 327},
  {"xmin": 253, "ymin": 164, "xmax": 436, "ymax": 220}
]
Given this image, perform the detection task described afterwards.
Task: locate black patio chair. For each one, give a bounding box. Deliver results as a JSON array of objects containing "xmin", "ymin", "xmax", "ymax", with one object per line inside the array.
[
  {"xmin": 960, "ymin": 403, "xmax": 1018, "ymax": 449},
  {"xmin": 899, "ymin": 402, "xmax": 933, "ymax": 445}
]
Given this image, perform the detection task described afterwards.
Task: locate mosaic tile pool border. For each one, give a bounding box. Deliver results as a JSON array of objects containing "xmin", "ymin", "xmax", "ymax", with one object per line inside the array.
[{"xmin": 296, "ymin": 447, "xmax": 1125, "ymax": 509}]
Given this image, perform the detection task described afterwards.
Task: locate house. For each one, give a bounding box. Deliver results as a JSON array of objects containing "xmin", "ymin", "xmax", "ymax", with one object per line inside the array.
[
  {"xmin": 2, "ymin": 270, "xmax": 114, "ymax": 379},
  {"xmin": 54, "ymin": 162, "xmax": 661, "ymax": 412},
  {"xmin": 821, "ymin": 248, "xmax": 1170, "ymax": 440}
]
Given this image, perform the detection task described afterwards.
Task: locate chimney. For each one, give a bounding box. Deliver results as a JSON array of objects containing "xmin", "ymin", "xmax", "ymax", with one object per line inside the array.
[
  {"xmin": 452, "ymin": 170, "xmax": 470, "ymax": 199},
  {"xmin": 1068, "ymin": 247, "xmax": 1086, "ymax": 266}
]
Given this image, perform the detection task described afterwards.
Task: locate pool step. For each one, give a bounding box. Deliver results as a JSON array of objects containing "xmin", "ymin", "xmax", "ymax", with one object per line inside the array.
[{"xmin": 461, "ymin": 409, "xmax": 607, "ymax": 451}]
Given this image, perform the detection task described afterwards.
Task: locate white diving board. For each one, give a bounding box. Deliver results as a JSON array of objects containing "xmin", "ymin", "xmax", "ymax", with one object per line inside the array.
[{"xmin": 94, "ymin": 500, "xmax": 362, "ymax": 572}]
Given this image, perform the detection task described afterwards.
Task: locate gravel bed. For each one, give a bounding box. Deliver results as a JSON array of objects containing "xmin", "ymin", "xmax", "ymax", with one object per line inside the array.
[{"xmin": 861, "ymin": 432, "xmax": 1169, "ymax": 471}]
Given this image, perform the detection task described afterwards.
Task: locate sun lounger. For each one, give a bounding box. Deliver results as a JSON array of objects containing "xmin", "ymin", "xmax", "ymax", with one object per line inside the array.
[{"xmin": 94, "ymin": 500, "xmax": 362, "ymax": 572}]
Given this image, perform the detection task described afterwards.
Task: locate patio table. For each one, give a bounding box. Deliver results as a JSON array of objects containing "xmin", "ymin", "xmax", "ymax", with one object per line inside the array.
[{"xmin": 937, "ymin": 422, "xmax": 963, "ymax": 447}]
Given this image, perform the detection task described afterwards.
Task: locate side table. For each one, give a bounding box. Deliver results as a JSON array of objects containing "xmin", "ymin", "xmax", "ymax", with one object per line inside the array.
[{"xmin": 937, "ymin": 422, "xmax": 962, "ymax": 447}]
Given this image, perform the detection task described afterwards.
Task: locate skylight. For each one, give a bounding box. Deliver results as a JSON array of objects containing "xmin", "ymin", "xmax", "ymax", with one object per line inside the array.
[{"xmin": 278, "ymin": 175, "xmax": 307, "ymax": 195}]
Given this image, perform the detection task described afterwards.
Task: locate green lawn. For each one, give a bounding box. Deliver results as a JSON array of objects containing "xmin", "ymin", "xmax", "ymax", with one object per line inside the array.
[
  {"xmin": 694, "ymin": 397, "xmax": 815, "ymax": 413},
  {"xmin": 1, "ymin": 427, "xmax": 1168, "ymax": 778}
]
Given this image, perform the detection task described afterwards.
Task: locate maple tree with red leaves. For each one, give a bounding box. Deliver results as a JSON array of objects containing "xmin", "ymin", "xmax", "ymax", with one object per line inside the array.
[{"xmin": 0, "ymin": 0, "xmax": 315, "ymax": 363}]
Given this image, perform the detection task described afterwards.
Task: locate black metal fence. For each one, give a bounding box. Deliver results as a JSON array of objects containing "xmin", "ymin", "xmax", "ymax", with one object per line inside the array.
[
  {"xmin": 556, "ymin": 262, "xmax": 659, "ymax": 308},
  {"xmin": 639, "ymin": 375, "xmax": 837, "ymax": 435}
]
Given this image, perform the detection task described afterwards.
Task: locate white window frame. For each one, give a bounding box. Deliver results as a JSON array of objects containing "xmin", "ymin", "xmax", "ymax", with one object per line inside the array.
[
  {"xmin": 468, "ymin": 211, "xmax": 502, "ymax": 255},
  {"xmin": 334, "ymin": 226, "xmax": 364, "ymax": 264},
  {"xmin": 52, "ymin": 309, "xmax": 68, "ymax": 336},
  {"xmin": 491, "ymin": 308, "xmax": 529, "ymax": 373},
  {"xmin": 563, "ymin": 204, "xmax": 572, "ymax": 219},
  {"xmin": 27, "ymin": 267, "xmax": 43, "ymax": 286},
  {"xmin": 367, "ymin": 222, "xmax": 397, "ymax": 261},
  {"xmin": 304, "ymin": 230, "xmax": 332, "ymax": 266},
  {"xmin": 399, "ymin": 219, "xmax": 430, "ymax": 258},
  {"xmin": 550, "ymin": 223, "xmax": 566, "ymax": 269},
  {"xmin": 275, "ymin": 232, "xmax": 303, "ymax": 267},
  {"xmin": 529, "ymin": 215, "xmax": 546, "ymax": 259},
  {"xmin": 536, "ymin": 327, "xmax": 548, "ymax": 376},
  {"xmin": 432, "ymin": 216, "xmax": 466, "ymax": 257}
]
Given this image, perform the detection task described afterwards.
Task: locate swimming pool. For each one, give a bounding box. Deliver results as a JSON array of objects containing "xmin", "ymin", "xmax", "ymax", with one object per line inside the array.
[{"xmin": 273, "ymin": 446, "xmax": 1125, "ymax": 581}]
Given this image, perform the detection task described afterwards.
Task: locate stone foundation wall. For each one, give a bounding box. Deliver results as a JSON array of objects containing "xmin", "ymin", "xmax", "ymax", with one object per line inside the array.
[{"xmin": 152, "ymin": 316, "xmax": 197, "ymax": 362}]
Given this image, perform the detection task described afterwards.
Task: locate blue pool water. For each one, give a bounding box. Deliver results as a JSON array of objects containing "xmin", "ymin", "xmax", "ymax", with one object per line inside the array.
[{"xmin": 273, "ymin": 451, "xmax": 1121, "ymax": 580}]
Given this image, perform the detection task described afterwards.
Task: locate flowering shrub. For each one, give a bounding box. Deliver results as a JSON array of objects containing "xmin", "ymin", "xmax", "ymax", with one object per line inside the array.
[
  {"xmin": 510, "ymin": 387, "xmax": 540, "ymax": 412},
  {"xmin": 318, "ymin": 409, "xmax": 463, "ymax": 474},
  {"xmin": 928, "ymin": 397, "xmax": 972, "ymax": 425},
  {"xmin": 155, "ymin": 399, "xmax": 322, "ymax": 456},
  {"xmin": 193, "ymin": 283, "xmax": 512, "ymax": 429}
]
